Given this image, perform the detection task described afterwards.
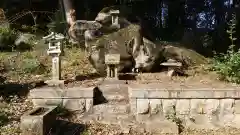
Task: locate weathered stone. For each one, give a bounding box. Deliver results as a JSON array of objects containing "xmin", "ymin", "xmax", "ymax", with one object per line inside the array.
[
  {"xmin": 145, "ymin": 120, "xmax": 179, "ymax": 134},
  {"xmin": 44, "ymin": 80, "xmax": 65, "ymax": 88},
  {"xmin": 176, "ymin": 99, "xmax": 190, "ymax": 115},
  {"xmin": 62, "ymin": 99, "xmax": 86, "ymax": 112},
  {"xmin": 137, "ymin": 99, "xmax": 149, "ymax": 114},
  {"xmin": 231, "ymin": 114, "xmax": 240, "ymax": 128},
  {"xmin": 205, "ymin": 99, "xmax": 220, "ymax": 124},
  {"xmin": 94, "ymin": 104, "xmax": 130, "ymax": 114},
  {"xmin": 149, "ymin": 99, "xmax": 162, "ymax": 115},
  {"xmin": 129, "ymin": 99, "xmax": 137, "ymax": 114},
  {"xmin": 188, "ymin": 114, "xmax": 209, "ymax": 125},
  {"xmin": 129, "ymin": 89, "xmax": 148, "ymax": 98},
  {"xmin": 187, "ymin": 99, "xmax": 217, "ymax": 128},
  {"xmin": 29, "ymin": 86, "xmax": 94, "ymax": 114},
  {"xmin": 86, "ymin": 98, "xmax": 93, "ymax": 113},
  {"xmin": 128, "ymin": 84, "xmax": 240, "ymax": 99},
  {"xmin": 219, "ymin": 99, "xmax": 235, "ymax": 126},
  {"xmin": 214, "ymin": 91, "xmax": 226, "ymax": 98},
  {"xmin": 20, "ymin": 106, "xmax": 57, "ymax": 135},
  {"xmin": 136, "ymin": 114, "xmax": 151, "ymax": 122},
  {"xmin": 190, "ymin": 99, "xmax": 206, "ymax": 114},
  {"xmin": 148, "ymin": 90, "xmax": 169, "ymax": 98},
  {"xmin": 224, "ymin": 91, "xmax": 240, "ymax": 98},
  {"xmin": 100, "ymin": 80, "xmax": 126, "ymax": 86},
  {"xmin": 64, "ymin": 87, "xmax": 94, "ymax": 98},
  {"xmin": 32, "ymin": 99, "xmax": 62, "ymax": 106},
  {"xmin": 187, "ymin": 114, "xmax": 220, "ymax": 130},
  {"xmin": 234, "ymin": 99, "xmax": 240, "ymax": 114},
  {"xmin": 162, "ymin": 99, "xmax": 176, "ymax": 116},
  {"xmin": 29, "ymin": 87, "xmax": 63, "ymax": 99},
  {"xmin": 178, "ymin": 90, "xmax": 214, "ymax": 99}
]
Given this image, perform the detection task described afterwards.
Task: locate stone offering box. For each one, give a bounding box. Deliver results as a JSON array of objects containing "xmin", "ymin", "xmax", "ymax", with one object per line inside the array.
[
  {"xmin": 29, "ymin": 87, "xmax": 94, "ymax": 114},
  {"xmin": 20, "ymin": 106, "xmax": 57, "ymax": 135}
]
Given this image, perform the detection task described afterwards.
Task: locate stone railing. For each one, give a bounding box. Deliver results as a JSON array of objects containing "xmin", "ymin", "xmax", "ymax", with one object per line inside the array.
[
  {"xmin": 29, "ymin": 86, "xmax": 94, "ymax": 114},
  {"xmin": 128, "ymin": 84, "xmax": 240, "ymax": 129}
]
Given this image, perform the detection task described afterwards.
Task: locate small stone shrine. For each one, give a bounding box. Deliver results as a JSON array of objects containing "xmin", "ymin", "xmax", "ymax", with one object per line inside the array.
[
  {"xmin": 105, "ymin": 54, "xmax": 120, "ymax": 79},
  {"xmin": 110, "ymin": 10, "xmax": 120, "ymax": 28}
]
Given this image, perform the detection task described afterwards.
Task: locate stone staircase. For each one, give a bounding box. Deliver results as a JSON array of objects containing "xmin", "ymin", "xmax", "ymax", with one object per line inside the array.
[
  {"xmin": 80, "ymin": 80, "xmax": 138, "ymax": 132},
  {"xmin": 79, "ymin": 80, "xmax": 179, "ymax": 134}
]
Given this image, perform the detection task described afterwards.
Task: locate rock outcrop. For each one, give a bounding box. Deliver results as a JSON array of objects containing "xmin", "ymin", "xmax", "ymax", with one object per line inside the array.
[{"xmin": 80, "ymin": 6, "xmax": 208, "ymax": 75}]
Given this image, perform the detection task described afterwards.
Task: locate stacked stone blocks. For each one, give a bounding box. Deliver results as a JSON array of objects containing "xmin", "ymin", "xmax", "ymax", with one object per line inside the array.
[
  {"xmin": 29, "ymin": 87, "xmax": 94, "ymax": 113},
  {"xmin": 129, "ymin": 86, "xmax": 240, "ymax": 129}
]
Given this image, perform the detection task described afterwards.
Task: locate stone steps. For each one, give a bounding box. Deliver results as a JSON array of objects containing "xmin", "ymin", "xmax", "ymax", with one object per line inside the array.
[
  {"xmin": 94, "ymin": 81, "xmax": 130, "ymax": 115},
  {"xmin": 80, "ymin": 113, "xmax": 136, "ymax": 125},
  {"xmin": 103, "ymin": 94, "xmax": 128, "ymax": 103},
  {"xmin": 80, "ymin": 80, "xmax": 136, "ymax": 133},
  {"xmin": 93, "ymin": 102, "xmax": 130, "ymax": 114},
  {"xmin": 97, "ymin": 82, "xmax": 129, "ymax": 103}
]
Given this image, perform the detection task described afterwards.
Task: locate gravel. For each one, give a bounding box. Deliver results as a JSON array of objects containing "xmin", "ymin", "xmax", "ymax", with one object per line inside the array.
[{"xmin": 0, "ymin": 96, "xmax": 33, "ymax": 135}]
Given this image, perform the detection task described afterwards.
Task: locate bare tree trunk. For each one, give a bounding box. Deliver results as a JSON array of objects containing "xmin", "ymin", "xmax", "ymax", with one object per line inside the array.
[
  {"xmin": 61, "ymin": 0, "xmax": 78, "ymax": 41},
  {"xmin": 62, "ymin": 0, "xmax": 76, "ymax": 26}
]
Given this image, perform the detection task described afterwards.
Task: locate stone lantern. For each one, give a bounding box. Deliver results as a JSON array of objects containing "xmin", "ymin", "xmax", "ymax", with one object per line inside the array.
[{"xmin": 43, "ymin": 31, "xmax": 65, "ymax": 86}]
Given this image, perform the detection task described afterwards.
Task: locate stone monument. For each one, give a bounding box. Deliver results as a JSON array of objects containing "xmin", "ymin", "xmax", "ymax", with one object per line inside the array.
[
  {"xmin": 105, "ymin": 54, "xmax": 120, "ymax": 79},
  {"xmin": 110, "ymin": 10, "xmax": 120, "ymax": 28},
  {"xmin": 43, "ymin": 32, "xmax": 65, "ymax": 87}
]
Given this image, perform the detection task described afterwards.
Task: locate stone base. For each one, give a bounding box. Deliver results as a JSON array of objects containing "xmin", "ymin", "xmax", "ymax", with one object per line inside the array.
[
  {"xmin": 29, "ymin": 86, "xmax": 94, "ymax": 113},
  {"xmin": 128, "ymin": 84, "xmax": 240, "ymax": 130},
  {"xmin": 45, "ymin": 79, "xmax": 65, "ymax": 88},
  {"xmin": 102, "ymin": 78, "xmax": 127, "ymax": 85},
  {"xmin": 145, "ymin": 120, "xmax": 179, "ymax": 134}
]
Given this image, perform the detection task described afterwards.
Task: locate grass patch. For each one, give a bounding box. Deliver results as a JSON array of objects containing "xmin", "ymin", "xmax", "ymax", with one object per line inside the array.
[{"xmin": 0, "ymin": 46, "xmax": 94, "ymax": 83}]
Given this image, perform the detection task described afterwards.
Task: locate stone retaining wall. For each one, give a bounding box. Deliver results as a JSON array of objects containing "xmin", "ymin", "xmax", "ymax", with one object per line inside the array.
[
  {"xmin": 128, "ymin": 84, "xmax": 240, "ymax": 129},
  {"xmin": 29, "ymin": 87, "xmax": 94, "ymax": 113}
]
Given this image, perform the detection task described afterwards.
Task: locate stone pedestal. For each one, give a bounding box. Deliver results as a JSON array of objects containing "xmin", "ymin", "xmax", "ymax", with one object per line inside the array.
[
  {"xmin": 29, "ymin": 86, "xmax": 94, "ymax": 113},
  {"xmin": 52, "ymin": 54, "xmax": 61, "ymax": 80},
  {"xmin": 45, "ymin": 52, "xmax": 65, "ymax": 87}
]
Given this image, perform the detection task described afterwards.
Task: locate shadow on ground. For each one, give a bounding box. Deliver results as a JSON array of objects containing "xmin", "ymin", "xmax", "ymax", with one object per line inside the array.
[
  {"xmin": 118, "ymin": 74, "xmax": 136, "ymax": 80},
  {"xmin": 93, "ymin": 87, "xmax": 108, "ymax": 105},
  {"xmin": 50, "ymin": 120, "xmax": 87, "ymax": 135},
  {"xmin": 75, "ymin": 73, "xmax": 102, "ymax": 81},
  {"xmin": 0, "ymin": 79, "xmax": 46, "ymax": 101}
]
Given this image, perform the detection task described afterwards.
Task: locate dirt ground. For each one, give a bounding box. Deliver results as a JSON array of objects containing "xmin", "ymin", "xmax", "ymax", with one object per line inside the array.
[{"xmin": 1, "ymin": 47, "xmax": 240, "ymax": 135}]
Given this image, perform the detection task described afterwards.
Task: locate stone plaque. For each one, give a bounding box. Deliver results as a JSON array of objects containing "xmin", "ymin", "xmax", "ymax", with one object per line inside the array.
[{"xmin": 105, "ymin": 54, "xmax": 120, "ymax": 65}]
